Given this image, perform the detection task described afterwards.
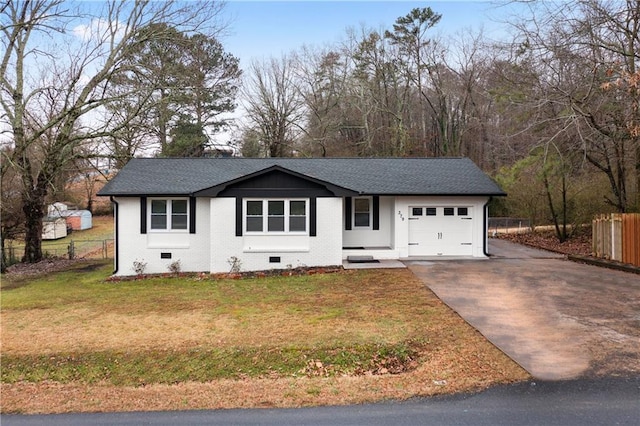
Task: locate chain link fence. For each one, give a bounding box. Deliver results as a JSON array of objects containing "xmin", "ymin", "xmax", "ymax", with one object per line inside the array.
[
  {"xmin": 3, "ymin": 239, "xmax": 113, "ymax": 267},
  {"xmin": 488, "ymin": 217, "xmax": 532, "ymax": 235}
]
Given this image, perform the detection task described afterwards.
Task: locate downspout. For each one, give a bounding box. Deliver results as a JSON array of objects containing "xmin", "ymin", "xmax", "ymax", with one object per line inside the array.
[
  {"xmin": 483, "ymin": 197, "xmax": 492, "ymax": 257},
  {"xmin": 110, "ymin": 196, "xmax": 119, "ymax": 274}
]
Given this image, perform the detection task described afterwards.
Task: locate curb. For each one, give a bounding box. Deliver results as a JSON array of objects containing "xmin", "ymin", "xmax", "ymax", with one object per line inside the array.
[{"xmin": 567, "ymin": 254, "xmax": 640, "ymax": 275}]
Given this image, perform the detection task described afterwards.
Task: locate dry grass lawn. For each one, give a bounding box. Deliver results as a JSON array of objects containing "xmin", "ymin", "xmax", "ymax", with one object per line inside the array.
[{"xmin": 0, "ymin": 262, "xmax": 529, "ymax": 414}]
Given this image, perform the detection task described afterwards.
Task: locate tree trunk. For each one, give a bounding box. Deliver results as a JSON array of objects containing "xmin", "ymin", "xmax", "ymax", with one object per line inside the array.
[
  {"xmin": 1, "ymin": 230, "xmax": 7, "ymax": 273},
  {"xmin": 22, "ymin": 192, "xmax": 45, "ymax": 263},
  {"xmin": 543, "ymin": 174, "xmax": 566, "ymax": 243}
]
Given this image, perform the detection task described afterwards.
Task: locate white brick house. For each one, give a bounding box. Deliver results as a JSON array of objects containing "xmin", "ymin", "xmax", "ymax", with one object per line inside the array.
[{"xmin": 98, "ymin": 158, "xmax": 505, "ymax": 276}]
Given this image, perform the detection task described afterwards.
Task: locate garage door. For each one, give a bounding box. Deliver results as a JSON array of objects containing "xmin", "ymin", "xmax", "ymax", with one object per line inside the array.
[{"xmin": 408, "ymin": 206, "xmax": 473, "ymax": 256}]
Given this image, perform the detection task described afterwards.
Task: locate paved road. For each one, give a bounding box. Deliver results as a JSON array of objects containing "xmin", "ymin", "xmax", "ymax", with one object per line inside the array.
[
  {"xmin": 3, "ymin": 377, "xmax": 638, "ymax": 426},
  {"xmin": 407, "ymin": 239, "xmax": 640, "ymax": 380}
]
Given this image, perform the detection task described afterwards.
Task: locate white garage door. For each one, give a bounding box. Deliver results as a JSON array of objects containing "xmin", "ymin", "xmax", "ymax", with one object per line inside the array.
[{"xmin": 408, "ymin": 206, "xmax": 473, "ymax": 256}]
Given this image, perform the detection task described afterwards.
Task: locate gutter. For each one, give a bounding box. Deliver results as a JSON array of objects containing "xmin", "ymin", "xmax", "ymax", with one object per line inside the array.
[
  {"xmin": 483, "ymin": 197, "xmax": 492, "ymax": 257},
  {"xmin": 110, "ymin": 196, "xmax": 119, "ymax": 275}
]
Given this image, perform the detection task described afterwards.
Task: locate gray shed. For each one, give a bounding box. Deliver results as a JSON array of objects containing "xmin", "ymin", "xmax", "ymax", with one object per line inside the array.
[
  {"xmin": 60, "ymin": 210, "xmax": 93, "ymax": 230},
  {"xmin": 48, "ymin": 203, "xmax": 93, "ymax": 230}
]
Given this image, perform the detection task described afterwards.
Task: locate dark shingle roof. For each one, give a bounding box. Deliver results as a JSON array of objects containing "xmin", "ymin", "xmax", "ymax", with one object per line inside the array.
[{"xmin": 98, "ymin": 157, "xmax": 505, "ymax": 197}]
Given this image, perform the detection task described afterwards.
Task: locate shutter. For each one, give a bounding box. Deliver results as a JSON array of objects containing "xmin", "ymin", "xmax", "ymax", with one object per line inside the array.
[
  {"xmin": 373, "ymin": 196, "xmax": 380, "ymax": 230},
  {"xmin": 140, "ymin": 197, "xmax": 147, "ymax": 234},
  {"xmin": 310, "ymin": 198, "xmax": 317, "ymax": 237},
  {"xmin": 189, "ymin": 197, "xmax": 196, "ymax": 234},
  {"xmin": 235, "ymin": 197, "xmax": 243, "ymax": 236},
  {"xmin": 345, "ymin": 197, "xmax": 352, "ymax": 230}
]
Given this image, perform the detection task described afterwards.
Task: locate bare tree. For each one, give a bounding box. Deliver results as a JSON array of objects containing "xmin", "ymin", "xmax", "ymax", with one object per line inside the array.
[
  {"xmin": 293, "ymin": 46, "xmax": 351, "ymax": 157},
  {"xmin": 509, "ymin": 0, "xmax": 640, "ymax": 211},
  {"xmin": 1, "ymin": 0, "xmax": 226, "ymax": 263},
  {"xmin": 241, "ymin": 55, "xmax": 305, "ymax": 157}
]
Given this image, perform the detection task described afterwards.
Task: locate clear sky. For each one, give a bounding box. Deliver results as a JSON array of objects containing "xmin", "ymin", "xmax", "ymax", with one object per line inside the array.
[{"xmin": 222, "ymin": 1, "xmax": 512, "ymax": 65}]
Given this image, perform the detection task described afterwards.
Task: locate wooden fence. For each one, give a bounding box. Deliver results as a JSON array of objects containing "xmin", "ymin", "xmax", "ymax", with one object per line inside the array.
[{"xmin": 592, "ymin": 213, "xmax": 640, "ymax": 267}]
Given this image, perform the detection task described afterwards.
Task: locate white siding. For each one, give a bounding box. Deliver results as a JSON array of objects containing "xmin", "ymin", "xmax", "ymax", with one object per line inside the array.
[
  {"xmin": 111, "ymin": 194, "xmax": 489, "ymax": 276},
  {"xmin": 113, "ymin": 197, "xmax": 210, "ymax": 276},
  {"xmin": 210, "ymin": 197, "xmax": 343, "ymax": 273},
  {"xmin": 342, "ymin": 196, "xmax": 394, "ymax": 248}
]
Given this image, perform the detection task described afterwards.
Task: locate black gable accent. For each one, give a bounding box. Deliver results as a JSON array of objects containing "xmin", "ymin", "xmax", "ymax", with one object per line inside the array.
[
  {"xmin": 215, "ymin": 169, "xmax": 337, "ymax": 197},
  {"xmin": 194, "ymin": 165, "xmax": 357, "ymax": 197}
]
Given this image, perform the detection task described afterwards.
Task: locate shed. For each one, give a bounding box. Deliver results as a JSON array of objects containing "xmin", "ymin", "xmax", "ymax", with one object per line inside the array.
[
  {"xmin": 42, "ymin": 217, "xmax": 68, "ymax": 240},
  {"xmin": 48, "ymin": 202, "xmax": 92, "ymax": 230},
  {"xmin": 61, "ymin": 210, "xmax": 93, "ymax": 230},
  {"xmin": 48, "ymin": 202, "xmax": 69, "ymax": 216}
]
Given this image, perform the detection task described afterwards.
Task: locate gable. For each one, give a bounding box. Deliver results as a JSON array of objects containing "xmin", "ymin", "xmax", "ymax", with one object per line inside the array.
[{"xmin": 194, "ymin": 166, "xmax": 356, "ymax": 197}]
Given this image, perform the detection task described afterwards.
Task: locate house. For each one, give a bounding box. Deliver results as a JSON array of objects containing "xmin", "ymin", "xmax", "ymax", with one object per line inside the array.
[{"xmin": 97, "ymin": 157, "xmax": 505, "ymax": 276}]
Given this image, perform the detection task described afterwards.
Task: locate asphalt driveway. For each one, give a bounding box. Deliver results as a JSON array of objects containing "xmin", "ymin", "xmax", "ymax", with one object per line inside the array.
[{"xmin": 407, "ymin": 239, "xmax": 640, "ymax": 380}]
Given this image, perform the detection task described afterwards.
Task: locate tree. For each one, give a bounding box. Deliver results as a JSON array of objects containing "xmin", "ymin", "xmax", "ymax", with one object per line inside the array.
[
  {"xmin": 293, "ymin": 47, "xmax": 351, "ymax": 157},
  {"xmin": 1, "ymin": 146, "xmax": 24, "ymax": 272},
  {"xmin": 242, "ymin": 55, "xmax": 305, "ymax": 157},
  {"xmin": 385, "ymin": 7, "xmax": 441, "ymax": 154},
  {"xmin": 510, "ymin": 0, "xmax": 640, "ymax": 212},
  {"xmin": 185, "ymin": 34, "xmax": 241, "ymax": 131},
  {"xmin": 1, "ymin": 0, "xmax": 225, "ymax": 263},
  {"xmin": 106, "ymin": 23, "xmax": 240, "ymax": 159},
  {"xmin": 162, "ymin": 117, "xmax": 209, "ymax": 157}
]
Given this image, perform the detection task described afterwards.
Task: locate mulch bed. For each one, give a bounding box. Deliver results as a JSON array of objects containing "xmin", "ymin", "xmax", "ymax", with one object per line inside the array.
[
  {"xmin": 104, "ymin": 266, "xmax": 345, "ymax": 282},
  {"xmin": 497, "ymin": 229, "xmax": 592, "ymax": 256},
  {"xmin": 5, "ymin": 258, "xmax": 90, "ymax": 277}
]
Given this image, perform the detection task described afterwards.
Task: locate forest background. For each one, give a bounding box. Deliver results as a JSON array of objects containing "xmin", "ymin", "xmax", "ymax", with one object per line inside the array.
[{"xmin": 2, "ymin": 0, "xmax": 639, "ymax": 270}]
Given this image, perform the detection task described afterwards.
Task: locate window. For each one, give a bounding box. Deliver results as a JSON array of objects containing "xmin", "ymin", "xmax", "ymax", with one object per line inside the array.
[
  {"xmin": 354, "ymin": 197, "xmax": 371, "ymax": 227},
  {"xmin": 289, "ymin": 200, "xmax": 306, "ymax": 231},
  {"xmin": 426, "ymin": 207, "xmax": 437, "ymax": 216},
  {"xmin": 245, "ymin": 199, "xmax": 307, "ymax": 234},
  {"xmin": 412, "ymin": 207, "xmax": 423, "ymax": 216},
  {"xmin": 458, "ymin": 207, "xmax": 469, "ymax": 216},
  {"xmin": 246, "ymin": 200, "xmax": 263, "ymax": 232},
  {"xmin": 150, "ymin": 199, "xmax": 188, "ymax": 231},
  {"xmin": 268, "ymin": 200, "xmax": 285, "ymax": 231},
  {"xmin": 444, "ymin": 207, "xmax": 455, "ymax": 216}
]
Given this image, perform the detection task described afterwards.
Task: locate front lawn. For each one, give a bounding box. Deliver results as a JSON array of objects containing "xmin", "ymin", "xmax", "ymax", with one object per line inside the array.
[{"xmin": 0, "ymin": 262, "xmax": 528, "ymax": 413}]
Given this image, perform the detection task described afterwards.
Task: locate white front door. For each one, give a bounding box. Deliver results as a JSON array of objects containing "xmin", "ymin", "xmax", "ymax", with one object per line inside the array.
[{"xmin": 408, "ymin": 206, "xmax": 473, "ymax": 256}]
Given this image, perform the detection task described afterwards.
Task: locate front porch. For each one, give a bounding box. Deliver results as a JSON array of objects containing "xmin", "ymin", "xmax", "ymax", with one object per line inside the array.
[
  {"xmin": 341, "ymin": 246, "xmax": 405, "ymax": 269},
  {"xmin": 342, "ymin": 246, "xmax": 399, "ymax": 260}
]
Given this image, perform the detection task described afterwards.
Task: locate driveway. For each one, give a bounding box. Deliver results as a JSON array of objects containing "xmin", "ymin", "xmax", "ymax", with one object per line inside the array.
[{"xmin": 406, "ymin": 239, "xmax": 640, "ymax": 380}]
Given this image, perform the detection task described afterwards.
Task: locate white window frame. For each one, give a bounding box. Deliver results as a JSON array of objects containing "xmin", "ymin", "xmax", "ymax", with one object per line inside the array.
[
  {"xmin": 148, "ymin": 198, "xmax": 189, "ymax": 232},
  {"xmin": 353, "ymin": 196, "xmax": 372, "ymax": 229},
  {"xmin": 244, "ymin": 199, "xmax": 309, "ymax": 235}
]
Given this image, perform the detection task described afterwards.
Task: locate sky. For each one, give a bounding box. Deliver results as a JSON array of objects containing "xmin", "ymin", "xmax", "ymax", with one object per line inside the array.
[
  {"xmin": 222, "ymin": 1, "xmax": 515, "ymax": 65},
  {"xmin": 210, "ymin": 1, "xmax": 517, "ymax": 145}
]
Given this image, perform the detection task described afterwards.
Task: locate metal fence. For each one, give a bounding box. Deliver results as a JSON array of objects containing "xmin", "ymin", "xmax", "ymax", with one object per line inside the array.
[
  {"xmin": 488, "ymin": 217, "xmax": 532, "ymax": 234},
  {"xmin": 593, "ymin": 213, "xmax": 640, "ymax": 267},
  {"xmin": 3, "ymin": 238, "xmax": 114, "ymax": 266}
]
